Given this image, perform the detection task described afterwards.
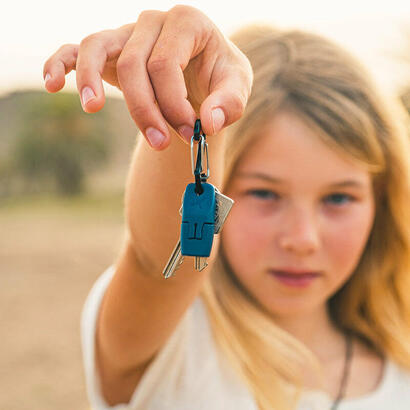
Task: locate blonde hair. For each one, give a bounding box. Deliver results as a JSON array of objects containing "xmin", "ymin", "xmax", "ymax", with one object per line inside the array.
[{"xmin": 200, "ymin": 25, "xmax": 410, "ymax": 409}]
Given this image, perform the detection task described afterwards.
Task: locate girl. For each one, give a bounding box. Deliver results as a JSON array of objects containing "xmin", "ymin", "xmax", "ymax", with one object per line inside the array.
[{"xmin": 43, "ymin": 6, "xmax": 410, "ymax": 410}]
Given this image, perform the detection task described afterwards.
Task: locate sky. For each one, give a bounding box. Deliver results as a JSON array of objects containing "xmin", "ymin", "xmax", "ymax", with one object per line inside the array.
[{"xmin": 1, "ymin": 0, "xmax": 409, "ymax": 99}]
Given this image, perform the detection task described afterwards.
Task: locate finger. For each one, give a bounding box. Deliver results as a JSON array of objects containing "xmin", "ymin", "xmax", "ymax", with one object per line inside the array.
[
  {"xmin": 117, "ymin": 10, "xmax": 174, "ymax": 150},
  {"xmin": 147, "ymin": 6, "xmax": 208, "ymax": 139},
  {"xmin": 76, "ymin": 25, "xmax": 134, "ymax": 113},
  {"xmin": 43, "ymin": 44, "xmax": 78, "ymax": 93},
  {"xmin": 199, "ymin": 57, "xmax": 253, "ymax": 136}
]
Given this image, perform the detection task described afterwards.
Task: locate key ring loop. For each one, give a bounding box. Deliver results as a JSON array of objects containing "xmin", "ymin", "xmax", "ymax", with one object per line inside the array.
[
  {"xmin": 190, "ymin": 120, "xmax": 210, "ymax": 194},
  {"xmin": 193, "ymin": 118, "xmax": 202, "ymax": 142}
]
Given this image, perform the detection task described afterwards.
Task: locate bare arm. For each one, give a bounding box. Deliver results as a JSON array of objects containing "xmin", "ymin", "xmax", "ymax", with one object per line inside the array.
[
  {"xmin": 43, "ymin": 5, "xmax": 252, "ymax": 405},
  {"xmin": 96, "ymin": 131, "xmax": 225, "ymax": 403}
]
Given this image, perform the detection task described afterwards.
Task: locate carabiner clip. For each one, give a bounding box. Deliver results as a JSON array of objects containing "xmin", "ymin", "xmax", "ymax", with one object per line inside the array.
[{"xmin": 190, "ymin": 119, "xmax": 210, "ymax": 194}]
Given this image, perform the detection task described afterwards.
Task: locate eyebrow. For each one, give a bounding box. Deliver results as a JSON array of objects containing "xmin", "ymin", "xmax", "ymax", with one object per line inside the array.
[{"xmin": 235, "ymin": 172, "xmax": 366, "ymax": 189}]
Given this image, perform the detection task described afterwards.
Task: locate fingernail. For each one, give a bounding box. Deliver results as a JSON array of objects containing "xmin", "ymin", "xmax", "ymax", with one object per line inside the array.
[
  {"xmin": 146, "ymin": 127, "xmax": 166, "ymax": 148},
  {"xmin": 178, "ymin": 125, "xmax": 194, "ymax": 142},
  {"xmin": 211, "ymin": 108, "xmax": 225, "ymax": 134},
  {"xmin": 44, "ymin": 73, "xmax": 51, "ymax": 84},
  {"xmin": 81, "ymin": 86, "xmax": 96, "ymax": 106}
]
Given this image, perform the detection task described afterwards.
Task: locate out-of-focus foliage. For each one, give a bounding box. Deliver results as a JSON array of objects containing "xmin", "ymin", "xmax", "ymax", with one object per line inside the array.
[
  {"xmin": 12, "ymin": 92, "xmax": 110, "ymax": 195},
  {"xmin": 0, "ymin": 90, "xmax": 137, "ymax": 200}
]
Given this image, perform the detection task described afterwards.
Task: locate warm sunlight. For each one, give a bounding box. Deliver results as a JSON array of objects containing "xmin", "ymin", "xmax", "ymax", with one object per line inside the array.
[{"xmin": 2, "ymin": 0, "xmax": 409, "ymax": 97}]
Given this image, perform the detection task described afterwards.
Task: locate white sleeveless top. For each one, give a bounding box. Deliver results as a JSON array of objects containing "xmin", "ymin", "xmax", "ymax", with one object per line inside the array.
[{"xmin": 81, "ymin": 266, "xmax": 410, "ymax": 410}]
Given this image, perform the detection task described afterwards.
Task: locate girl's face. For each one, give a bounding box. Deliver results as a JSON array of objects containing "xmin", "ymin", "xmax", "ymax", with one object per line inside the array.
[{"xmin": 222, "ymin": 111, "xmax": 375, "ymax": 317}]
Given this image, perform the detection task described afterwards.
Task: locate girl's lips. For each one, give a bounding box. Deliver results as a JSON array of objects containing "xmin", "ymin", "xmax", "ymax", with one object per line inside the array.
[{"xmin": 269, "ymin": 270, "xmax": 321, "ymax": 288}]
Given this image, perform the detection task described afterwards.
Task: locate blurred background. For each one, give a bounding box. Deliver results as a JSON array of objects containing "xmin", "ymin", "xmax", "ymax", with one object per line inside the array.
[{"xmin": 1, "ymin": 0, "xmax": 409, "ymax": 409}]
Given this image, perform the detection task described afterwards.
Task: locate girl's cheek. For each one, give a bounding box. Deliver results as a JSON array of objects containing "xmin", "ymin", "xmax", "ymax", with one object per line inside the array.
[
  {"xmin": 324, "ymin": 209, "xmax": 374, "ymax": 277},
  {"xmin": 222, "ymin": 204, "xmax": 269, "ymax": 261},
  {"xmin": 232, "ymin": 202, "xmax": 275, "ymax": 239}
]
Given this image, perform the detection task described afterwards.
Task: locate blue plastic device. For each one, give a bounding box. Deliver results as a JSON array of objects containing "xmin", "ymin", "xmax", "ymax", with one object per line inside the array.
[{"xmin": 181, "ymin": 182, "xmax": 216, "ymax": 257}]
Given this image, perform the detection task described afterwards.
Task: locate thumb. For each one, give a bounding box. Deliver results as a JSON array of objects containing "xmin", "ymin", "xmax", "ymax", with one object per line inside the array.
[{"xmin": 199, "ymin": 66, "xmax": 253, "ymax": 136}]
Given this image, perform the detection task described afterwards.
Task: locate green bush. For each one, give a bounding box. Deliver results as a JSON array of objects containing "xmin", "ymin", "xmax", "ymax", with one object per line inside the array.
[{"xmin": 12, "ymin": 92, "xmax": 110, "ymax": 196}]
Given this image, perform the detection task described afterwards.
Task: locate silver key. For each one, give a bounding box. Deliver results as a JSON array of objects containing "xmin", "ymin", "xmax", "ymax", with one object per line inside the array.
[
  {"xmin": 193, "ymin": 188, "xmax": 234, "ymax": 271},
  {"xmin": 194, "ymin": 257, "xmax": 208, "ymax": 272},
  {"xmin": 162, "ymin": 240, "xmax": 184, "ymax": 279},
  {"xmin": 163, "ymin": 192, "xmax": 186, "ymax": 278},
  {"xmin": 164, "ymin": 188, "xmax": 234, "ymax": 277},
  {"xmin": 163, "ymin": 193, "xmax": 186, "ymax": 278},
  {"xmin": 214, "ymin": 188, "xmax": 234, "ymax": 234}
]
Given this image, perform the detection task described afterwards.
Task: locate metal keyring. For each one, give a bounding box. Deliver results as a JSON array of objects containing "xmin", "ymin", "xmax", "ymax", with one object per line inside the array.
[
  {"xmin": 190, "ymin": 134, "xmax": 209, "ymax": 180},
  {"xmin": 190, "ymin": 120, "xmax": 210, "ymax": 186}
]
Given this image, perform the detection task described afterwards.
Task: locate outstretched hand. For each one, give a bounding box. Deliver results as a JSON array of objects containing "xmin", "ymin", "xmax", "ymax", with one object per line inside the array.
[{"xmin": 43, "ymin": 6, "xmax": 253, "ymax": 149}]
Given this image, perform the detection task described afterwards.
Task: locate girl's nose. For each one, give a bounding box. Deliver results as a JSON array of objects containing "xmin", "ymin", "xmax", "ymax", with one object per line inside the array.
[{"xmin": 277, "ymin": 207, "xmax": 320, "ymax": 256}]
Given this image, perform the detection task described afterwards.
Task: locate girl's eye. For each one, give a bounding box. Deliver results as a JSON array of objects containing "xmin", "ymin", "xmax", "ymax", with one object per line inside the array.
[
  {"xmin": 324, "ymin": 193, "xmax": 355, "ymax": 206},
  {"xmin": 247, "ymin": 189, "xmax": 279, "ymax": 200}
]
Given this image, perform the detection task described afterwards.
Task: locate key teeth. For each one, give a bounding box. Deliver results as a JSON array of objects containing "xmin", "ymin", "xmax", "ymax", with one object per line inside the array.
[
  {"xmin": 197, "ymin": 261, "xmax": 208, "ymax": 272},
  {"xmin": 163, "ymin": 256, "xmax": 184, "ymax": 279},
  {"xmin": 214, "ymin": 190, "xmax": 234, "ymax": 234},
  {"xmin": 194, "ymin": 257, "xmax": 208, "ymax": 272}
]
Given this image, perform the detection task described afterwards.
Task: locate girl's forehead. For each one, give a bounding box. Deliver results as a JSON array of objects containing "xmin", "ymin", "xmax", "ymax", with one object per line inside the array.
[{"xmin": 234, "ymin": 112, "xmax": 372, "ymax": 186}]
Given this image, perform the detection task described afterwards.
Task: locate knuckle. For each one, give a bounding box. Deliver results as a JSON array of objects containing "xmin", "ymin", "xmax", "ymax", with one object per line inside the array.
[
  {"xmin": 229, "ymin": 93, "xmax": 246, "ymax": 122},
  {"xmin": 98, "ymin": 29, "xmax": 121, "ymax": 51},
  {"xmin": 56, "ymin": 43, "xmax": 72, "ymax": 52},
  {"xmin": 138, "ymin": 9, "xmax": 163, "ymax": 21},
  {"xmin": 147, "ymin": 56, "xmax": 170, "ymax": 76},
  {"xmin": 80, "ymin": 33, "xmax": 102, "ymax": 48},
  {"xmin": 56, "ymin": 43, "xmax": 77, "ymax": 57},
  {"xmin": 116, "ymin": 52, "xmax": 138, "ymax": 73},
  {"xmin": 128, "ymin": 103, "xmax": 153, "ymax": 124},
  {"xmin": 48, "ymin": 44, "xmax": 78, "ymax": 71},
  {"xmin": 169, "ymin": 4, "xmax": 196, "ymax": 17},
  {"xmin": 168, "ymin": 5, "xmax": 211, "ymax": 43}
]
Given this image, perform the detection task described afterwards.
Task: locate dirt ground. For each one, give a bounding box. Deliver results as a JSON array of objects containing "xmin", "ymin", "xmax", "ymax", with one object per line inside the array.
[{"xmin": 0, "ymin": 195, "xmax": 125, "ymax": 410}]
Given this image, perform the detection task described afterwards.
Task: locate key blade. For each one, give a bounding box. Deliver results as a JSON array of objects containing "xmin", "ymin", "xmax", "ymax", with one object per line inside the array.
[
  {"xmin": 214, "ymin": 190, "xmax": 234, "ymax": 234},
  {"xmin": 194, "ymin": 256, "xmax": 208, "ymax": 272},
  {"xmin": 179, "ymin": 191, "xmax": 184, "ymax": 216},
  {"xmin": 163, "ymin": 241, "xmax": 184, "ymax": 279}
]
